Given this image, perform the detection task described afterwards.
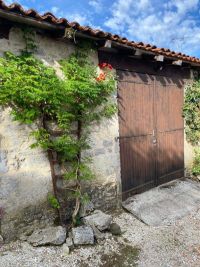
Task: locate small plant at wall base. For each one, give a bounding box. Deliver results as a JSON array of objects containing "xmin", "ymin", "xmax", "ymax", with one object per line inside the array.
[
  {"xmin": 192, "ymin": 148, "xmax": 200, "ymax": 176},
  {"xmin": 183, "ymin": 79, "xmax": 200, "ymax": 176},
  {"xmin": 0, "ymin": 40, "xmax": 116, "ymax": 225},
  {"xmin": 48, "ymin": 194, "xmax": 61, "ymax": 209}
]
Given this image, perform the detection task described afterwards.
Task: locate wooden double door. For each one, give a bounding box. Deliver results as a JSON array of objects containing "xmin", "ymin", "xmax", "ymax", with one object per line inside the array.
[{"xmin": 118, "ymin": 70, "xmax": 185, "ymax": 200}]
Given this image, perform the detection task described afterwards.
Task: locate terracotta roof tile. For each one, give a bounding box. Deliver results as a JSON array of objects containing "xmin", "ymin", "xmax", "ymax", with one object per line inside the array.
[{"xmin": 1, "ymin": 0, "xmax": 200, "ymax": 64}]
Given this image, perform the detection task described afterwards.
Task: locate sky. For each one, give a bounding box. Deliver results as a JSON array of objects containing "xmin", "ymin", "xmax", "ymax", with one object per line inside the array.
[{"xmin": 4, "ymin": 0, "xmax": 200, "ymax": 57}]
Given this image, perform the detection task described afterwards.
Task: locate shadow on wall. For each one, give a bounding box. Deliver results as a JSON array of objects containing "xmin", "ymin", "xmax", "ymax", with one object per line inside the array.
[
  {"xmin": 118, "ymin": 133, "xmax": 184, "ymax": 200},
  {"xmin": 117, "ymin": 68, "xmax": 185, "ymax": 88}
]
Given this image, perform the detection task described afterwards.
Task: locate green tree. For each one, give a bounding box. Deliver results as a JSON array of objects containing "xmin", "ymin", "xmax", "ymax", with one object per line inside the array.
[{"xmin": 0, "ymin": 41, "xmax": 116, "ymax": 224}]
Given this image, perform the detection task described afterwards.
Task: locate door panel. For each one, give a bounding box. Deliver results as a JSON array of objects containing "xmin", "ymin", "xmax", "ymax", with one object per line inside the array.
[
  {"xmin": 118, "ymin": 72, "xmax": 154, "ymax": 137},
  {"xmin": 156, "ymin": 78, "xmax": 184, "ymax": 131},
  {"xmin": 118, "ymin": 71, "xmax": 156, "ymax": 199},
  {"xmin": 118, "ymin": 70, "xmax": 185, "ymax": 200},
  {"xmin": 157, "ymin": 131, "xmax": 184, "ymax": 184},
  {"xmin": 155, "ymin": 77, "xmax": 184, "ymax": 184},
  {"xmin": 120, "ymin": 136, "xmax": 156, "ymax": 198}
]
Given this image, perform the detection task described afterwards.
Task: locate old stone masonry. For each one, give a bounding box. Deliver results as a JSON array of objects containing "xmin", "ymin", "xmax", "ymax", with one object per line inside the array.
[
  {"xmin": 17, "ymin": 207, "xmax": 122, "ymax": 253},
  {"xmin": 0, "ymin": 27, "xmax": 121, "ymax": 241}
]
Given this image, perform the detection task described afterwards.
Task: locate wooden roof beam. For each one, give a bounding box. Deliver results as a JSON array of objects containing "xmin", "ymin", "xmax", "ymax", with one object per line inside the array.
[
  {"xmin": 134, "ymin": 49, "xmax": 143, "ymax": 56},
  {"xmin": 154, "ymin": 55, "xmax": 164, "ymax": 62},
  {"xmin": 104, "ymin": 39, "xmax": 112, "ymax": 48},
  {"xmin": 172, "ymin": 60, "xmax": 182, "ymax": 66}
]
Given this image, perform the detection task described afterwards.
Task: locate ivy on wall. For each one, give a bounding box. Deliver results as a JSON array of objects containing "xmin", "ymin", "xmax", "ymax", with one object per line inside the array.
[
  {"xmin": 183, "ymin": 79, "xmax": 200, "ymax": 176},
  {"xmin": 0, "ymin": 28, "xmax": 116, "ymax": 225}
]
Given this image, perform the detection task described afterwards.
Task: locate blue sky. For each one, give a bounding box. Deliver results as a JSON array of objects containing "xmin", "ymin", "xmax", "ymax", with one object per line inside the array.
[{"xmin": 5, "ymin": 0, "xmax": 200, "ymax": 57}]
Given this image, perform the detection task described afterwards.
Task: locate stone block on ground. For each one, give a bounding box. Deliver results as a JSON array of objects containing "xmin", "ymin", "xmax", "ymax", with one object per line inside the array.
[
  {"xmin": 62, "ymin": 244, "xmax": 70, "ymax": 256},
  {"xmin": 109, "ymin": 223, "xmax": 122, "ymax": 236},
  {"xmin": 90, "ymin": 224, "xmax": 106, "ymax": 241},
  {"xmin": 72, "ymin": 226, "xmax": 94, "ymax": 246},
  {"xmin": 19, "ymin": 234, "xmax": 27, "ymax": 242},
  {"xmin": 122, "ymin": 179, "xmax": 200, "ymax": 226},
  {"xmin": 79, "ymin": 201, "xmax": 95, "ymax": 218},
  {"xmin": 83, "ymin": 210, "xmax": 112, "ymax": 231},
  {"xmin": 27, "ymin": 226, "xmax": 66, "ymax": 246}
]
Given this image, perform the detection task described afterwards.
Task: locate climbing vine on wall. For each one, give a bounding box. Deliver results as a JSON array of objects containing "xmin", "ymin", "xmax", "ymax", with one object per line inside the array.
[
  {"xmin": 0, "ymin": 30, "xmax": 116, "ymax": 224},
  {"xmin": 183, "ymin": 79, "xmax": 200, "ymax": 175}
]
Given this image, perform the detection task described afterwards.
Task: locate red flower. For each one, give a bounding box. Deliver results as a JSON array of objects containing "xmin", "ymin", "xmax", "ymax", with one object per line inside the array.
[
  {"xmin": 98, "ymin": 63, "xmax": 106, "ymax": 68},
  {"xmin": 107, "ymin": 64, "xmax": 113, "ymax": 70},
  {"xmin": 98, "ymin": 62, "xmax": 113, "ymax": 70},
  {"xmin": 96, "ymin": 72, "xmax": 106, "ymax": 81}
]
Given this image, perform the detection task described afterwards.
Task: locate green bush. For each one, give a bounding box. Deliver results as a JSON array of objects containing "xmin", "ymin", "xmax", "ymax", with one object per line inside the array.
[
  {"xmin": 0, "ymin": 39, "xmax": 116, "ymax": 224},
  {"xmin": 192, "ymin": 148, "xmax": 200, "ymax": 176},
  {"xmin": 183, "ymin": 79, "xmax": 200, "ymax": 177},
  {"xmin": 183, "ymin": 80, "xmax": 200, "ymax": 145}
]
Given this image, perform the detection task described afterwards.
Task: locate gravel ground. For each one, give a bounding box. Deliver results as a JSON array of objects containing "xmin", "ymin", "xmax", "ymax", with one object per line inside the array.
[{"xmin": 1, "ymin": 208, "xmax": 200, "ymax": 267}]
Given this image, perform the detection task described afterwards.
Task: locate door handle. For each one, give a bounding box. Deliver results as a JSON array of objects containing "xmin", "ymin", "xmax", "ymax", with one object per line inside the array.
[{"xmin": 152, "ymin": 130, "xmax": 157, "ymax": 144}]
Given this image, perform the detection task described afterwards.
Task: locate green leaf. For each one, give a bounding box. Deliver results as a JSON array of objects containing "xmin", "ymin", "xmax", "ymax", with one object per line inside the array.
[{"xmin": 48, "ymin": 194, "xmax": 60, "ymax": 209}]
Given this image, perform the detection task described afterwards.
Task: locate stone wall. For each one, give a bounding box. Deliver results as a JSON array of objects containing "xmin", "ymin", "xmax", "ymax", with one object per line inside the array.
[
  {"xmin": 84, "ymin": 114, "xmax": 121, "ymax": 211},
  {"xmin": 0, "ymin": 27, "xmax": 121, "ymax": 241},
  {"xmin": 0, "ymin": 107, "xmax": 57, "ymax": 241}
]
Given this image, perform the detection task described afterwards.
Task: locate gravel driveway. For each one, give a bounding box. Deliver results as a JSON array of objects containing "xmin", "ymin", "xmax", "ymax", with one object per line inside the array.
[{"xmin": 1, "ymin": 207, "xmax": 200, "ymax": 267}]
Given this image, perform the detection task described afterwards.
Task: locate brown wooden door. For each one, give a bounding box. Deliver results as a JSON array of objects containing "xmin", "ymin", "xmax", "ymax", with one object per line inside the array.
[
  {"xmin": 118, "ymin": 71, "xmax": 185, "ymax": 200},
  {"xmin": 155, "ymin": 76, "xmax": 184, "ymax": 185}
]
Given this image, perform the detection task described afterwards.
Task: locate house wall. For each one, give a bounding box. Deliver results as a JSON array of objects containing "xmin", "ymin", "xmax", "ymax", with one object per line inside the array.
[
  {"xmin": 1, "ymin": 25, "xmax": 197, "ymax": 242},
  {"xmin": 184, "ymin": 137, "xmax": 195, "ymax": 175},
  {"xmin": 0, "ymin": 27, "xmax": 121, "ymax": 241}
]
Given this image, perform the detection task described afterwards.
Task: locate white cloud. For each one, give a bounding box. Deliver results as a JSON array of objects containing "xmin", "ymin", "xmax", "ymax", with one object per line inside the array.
[
  {"xmin": 104, "ymin": 0, "xmax": 154, "ymax": 32},
  {"xmin": 5, "ymin": 0, "xmax": 26, "ymax": 6},
  {"xmin": 4, "ymin": 0, "xmax": 14, "ymax": 4},
  {"xmin": 104, "ymin": 0, "xmax": 200, "ymax": 56},
  {"xmin": 65, "ymin": 13, "xmax": 90, "ymax": 25},
  {"xmin": 165, "ymin": 0, "xmax": 199, "ymax": 15},
  {"xmin": 89, "ymin": 0, "xmax": 102, "ymax": 13},
  {"xmin": 51, "ymin": 6, "xmax": 59, "ymax": 15},
  {"xmin": 5, "ymin": 0, "xmax": 29, "ymax": 10}
]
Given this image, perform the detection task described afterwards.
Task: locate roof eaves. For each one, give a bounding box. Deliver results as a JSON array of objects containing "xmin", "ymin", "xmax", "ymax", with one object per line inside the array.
[{"xmin": 0, "ymin": 0, "xmax": 200, "ymax": 65}]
